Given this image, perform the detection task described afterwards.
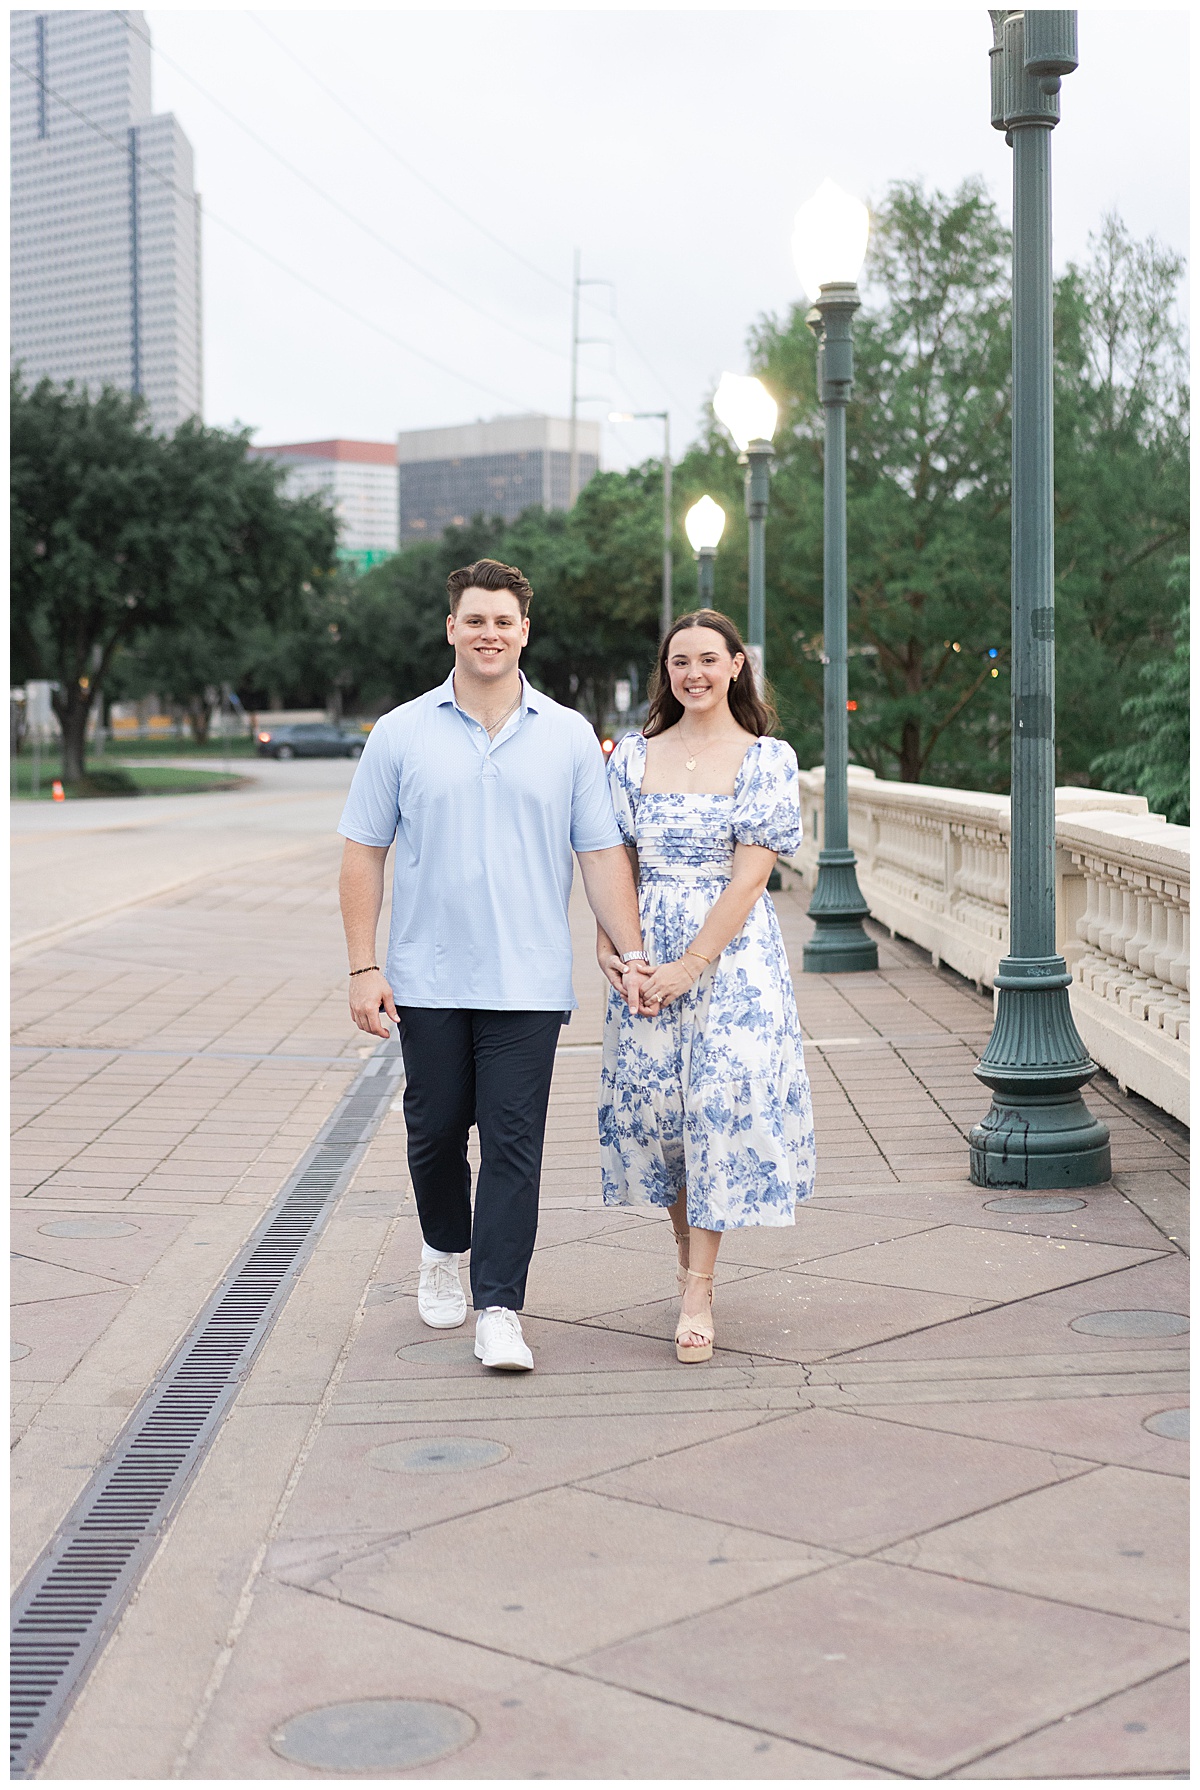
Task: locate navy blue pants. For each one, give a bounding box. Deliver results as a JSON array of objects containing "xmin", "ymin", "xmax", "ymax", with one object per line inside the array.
[{"xmin": 396, "ymin": 1008, "xmax": 563, "ymax": 1311}]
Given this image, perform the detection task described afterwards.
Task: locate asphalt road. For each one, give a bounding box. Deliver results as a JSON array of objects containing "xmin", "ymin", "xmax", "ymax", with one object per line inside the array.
[{"xmin": 11, "ymin": 758, "xmax": 359, "ymax": 954}]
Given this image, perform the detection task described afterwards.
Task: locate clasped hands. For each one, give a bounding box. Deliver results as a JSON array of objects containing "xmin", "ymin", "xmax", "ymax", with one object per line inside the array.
[{"xmin": 599, "ymin": 951, "xmax": 699, "ymax": 1016}]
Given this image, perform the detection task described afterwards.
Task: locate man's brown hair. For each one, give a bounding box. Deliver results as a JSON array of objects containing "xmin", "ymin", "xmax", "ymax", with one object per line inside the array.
[{"xmin": 446, "ymin": 558, "xmax": 534, "ymax": 617}]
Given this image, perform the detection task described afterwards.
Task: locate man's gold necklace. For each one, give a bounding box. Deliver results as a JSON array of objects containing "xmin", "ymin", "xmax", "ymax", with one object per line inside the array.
[{"xmin": 482, "ymin": 690, "xmax": 522, "ymax": 737}]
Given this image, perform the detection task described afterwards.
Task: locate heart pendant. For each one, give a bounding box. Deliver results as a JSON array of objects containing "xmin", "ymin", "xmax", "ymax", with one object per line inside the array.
[{"xmin": 685, "ymin": 758, "xmax": 697, "ymax": 771}]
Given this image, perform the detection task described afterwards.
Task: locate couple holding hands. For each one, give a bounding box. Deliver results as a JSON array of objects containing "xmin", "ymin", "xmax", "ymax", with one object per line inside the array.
[{"xmin": 338, "ymin": 558, "xmax": 814, "ymax": 1371}]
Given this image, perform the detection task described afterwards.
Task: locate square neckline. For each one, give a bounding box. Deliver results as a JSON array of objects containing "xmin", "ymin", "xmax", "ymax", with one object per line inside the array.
[{"xmin": 632, "ymin": 731, "xmax": 761, "ymax": 801}]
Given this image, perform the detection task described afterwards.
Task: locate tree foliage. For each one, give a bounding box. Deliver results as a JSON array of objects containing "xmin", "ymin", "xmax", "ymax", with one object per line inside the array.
[
  {"xmin": 1091, "ymin": 557, "xmax": 1189, "ymax": 824},
  {"xmin": 11, "ymin": 374, "xmax": 338, "ymax": 776},
  {"xmin": 678, "ymin": 184, "xmax": 1188, "ymax": 791}
]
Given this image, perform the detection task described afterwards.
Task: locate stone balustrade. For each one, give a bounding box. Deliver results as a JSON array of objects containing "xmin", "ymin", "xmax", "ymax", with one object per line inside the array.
[{"xmin": 786, "ymin": 767, "xmax": 1189, "ymax": 1123}]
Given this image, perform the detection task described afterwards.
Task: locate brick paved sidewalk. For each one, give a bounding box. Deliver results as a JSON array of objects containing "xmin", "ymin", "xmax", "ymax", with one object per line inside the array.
[{"xmin": 13, "ymin": 858, "xmax": 1188, "ymax": 1779}]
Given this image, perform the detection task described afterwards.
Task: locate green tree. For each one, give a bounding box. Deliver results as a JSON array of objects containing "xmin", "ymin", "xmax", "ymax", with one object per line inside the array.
[
  {"xmin": 11, "ymin": 374, "xmax": 338, "ymax": 776},
  {"xmin": 678, "ymin": 186, "xmax": 1187, "ymax": 790},
  {"xmin": 679, "ymin": 179, "xmax": 1015, "ymax": 785},
  {"xmin": 1091, "ymin": 557, "xmax": 1189, "ymax": 823},
  {"xmin": 1054, "ymin": 216, "xmax": 1190, "ymax": 781}
]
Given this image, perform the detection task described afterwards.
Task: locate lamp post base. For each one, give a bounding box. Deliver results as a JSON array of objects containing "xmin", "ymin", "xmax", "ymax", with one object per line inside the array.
[
  {"xmin": 803, "ymin": 849, "xmax": 878, "ymax": 973},
  {"xmin": 969, "ymin": 957, "xmax": 1111, "ymax": 1189}
]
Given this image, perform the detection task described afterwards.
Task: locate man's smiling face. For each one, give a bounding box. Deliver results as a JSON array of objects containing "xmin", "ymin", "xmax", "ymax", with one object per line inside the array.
[{"xmin": 446, "ymin": 586, "xmax": 530, "ymax": 684}]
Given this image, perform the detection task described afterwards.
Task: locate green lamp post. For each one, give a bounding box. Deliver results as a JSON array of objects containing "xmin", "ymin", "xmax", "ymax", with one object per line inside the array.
[
  {"xmin": 969, "ymin": 10, "xmax": 1110, "ymax": 1188},
  {"xmin": 713, "ymin": 372, "xmax": 778, "ymax": 686},
  {"xmin": 793, "ymin": 180, "xmax": 878, "ymax": 974},
  {"xmin": 684, "ymin": 496, "xmax": 726, "ymax": 605}
]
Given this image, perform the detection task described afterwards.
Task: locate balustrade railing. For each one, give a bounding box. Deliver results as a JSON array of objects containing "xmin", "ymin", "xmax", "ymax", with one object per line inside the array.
[{"xmin": 787, "ymin": 768, "xmax": 1188, "ymax": 1123}]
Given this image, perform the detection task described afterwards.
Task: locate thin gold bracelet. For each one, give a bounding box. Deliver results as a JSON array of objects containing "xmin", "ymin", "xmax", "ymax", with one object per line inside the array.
[{"xmin": 684, "ymin": 948, "xmax": 712, "ymax": 966}]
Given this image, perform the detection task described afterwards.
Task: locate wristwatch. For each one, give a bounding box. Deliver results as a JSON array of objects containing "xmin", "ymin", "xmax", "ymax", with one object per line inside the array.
[{"xmin": 620, "ymin": 950, "xmax": 648, "ymax": 964}]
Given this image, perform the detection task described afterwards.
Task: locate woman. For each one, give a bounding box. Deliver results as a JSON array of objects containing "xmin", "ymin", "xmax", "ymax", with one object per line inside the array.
[{"xmin": 597, "ymin": 609, "xmax": 815, "ymax": 1363}]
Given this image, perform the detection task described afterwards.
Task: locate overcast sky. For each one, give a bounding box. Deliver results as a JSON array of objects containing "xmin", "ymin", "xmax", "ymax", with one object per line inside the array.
[{"xmin": 145, "ymin": 4, "xmax": 1190, "ymax": 469}]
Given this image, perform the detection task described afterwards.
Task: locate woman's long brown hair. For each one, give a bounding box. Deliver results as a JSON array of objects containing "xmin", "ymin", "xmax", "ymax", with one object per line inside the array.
[{"xmin": 643, "ymin": 609, "xmax": 778, "ymax": 739}]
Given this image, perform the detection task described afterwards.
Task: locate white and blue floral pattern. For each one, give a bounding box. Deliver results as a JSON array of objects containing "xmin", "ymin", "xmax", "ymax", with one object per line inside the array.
[{"xmin": 599, "ymin": 732, "xmax": 816, "ymax": 1229}]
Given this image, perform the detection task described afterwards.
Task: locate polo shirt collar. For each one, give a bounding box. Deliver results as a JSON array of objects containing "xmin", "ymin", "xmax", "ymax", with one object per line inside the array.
[{"xmin": 438, "ymin": 669, "xmax": 544, "ymax": 714}]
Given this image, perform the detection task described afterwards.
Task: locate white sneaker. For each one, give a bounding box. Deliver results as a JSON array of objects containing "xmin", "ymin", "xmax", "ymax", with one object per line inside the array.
[
  {"xmin": 474, "ymin": 1307, "xmax": 534, "ymax": 1371},
  {"xmin": 417, "ymin": 1253, "xmax": 467, "ymax": 1329}
]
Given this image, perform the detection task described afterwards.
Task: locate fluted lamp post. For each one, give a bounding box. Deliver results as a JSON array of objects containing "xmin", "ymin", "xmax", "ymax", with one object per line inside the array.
[
  {"xmin": 712, "ymin": 372, "xmax": 778, "ymax": 687},
  {"xmin": 793, "ymin": 179, "xmax": 877, "ymax": 974},
  {"xmin": 969, "ymin": 10, "xmax": 1110, "ymax": 1188},
  {"xmin": 684, "ymin": 496, "xmax": 726, "ymax": 604}
]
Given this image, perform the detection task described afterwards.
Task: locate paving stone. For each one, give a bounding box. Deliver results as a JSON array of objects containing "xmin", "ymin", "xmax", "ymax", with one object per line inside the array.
[
  {"xmin": 814, "ymin": 1183, "xmax": 1185, "ymax": 1251},
  {"xmin": 834, "ymin": 1252, "xmax": 1190, "ymax": 1363},
  {"xmin": 577, "ymin": 1557, "xmax": 1189, "ymax": 1777},
  {"xmin": 839, "ymin": 1392, "xmax": 1191, "ymax": 1476},
  {"xmin": 952, "ymin": 1660, "xmax": 1189, "ymax": 1779},
  {"xmin": 281, "ymin": 1408, "xmax": 779, "ymax": 1547},
  {"xmin": 583, "ymin": 1404, "xmax": 1087, "ymax": 1554},
  {"xmin": 310, "ymin": 1484, "xmax": 836, "ymax": 1665},
  {"xmin": 591, "ymin": 1267, "xmax": 990, "ymax": 1362},
  {"xmin": 810, "ymin": 1226, "xmax": 1164, "ymax": 1302},
  {"xmin": 182, "ymin": 1581, "xmax": 893, "ymax": 1780},
  {"xmin": 880, "ymin": 1464, "xmax": 1188, "ymax": 1626}
]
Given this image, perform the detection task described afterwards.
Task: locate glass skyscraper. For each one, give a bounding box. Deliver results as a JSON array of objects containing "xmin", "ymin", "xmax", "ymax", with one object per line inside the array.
[{"xmin": 10, "ymin": 9, "xmax": 202, "ymax": 433}]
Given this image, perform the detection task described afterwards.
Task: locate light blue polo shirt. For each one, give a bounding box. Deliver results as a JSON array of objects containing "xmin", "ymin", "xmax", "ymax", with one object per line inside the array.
[{"xmin": 337, "ymin": 670, "xmax": 621, "ymax": 1010}]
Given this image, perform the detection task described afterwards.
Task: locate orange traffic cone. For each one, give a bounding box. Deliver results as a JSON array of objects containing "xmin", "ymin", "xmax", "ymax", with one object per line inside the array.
[{"xmin": 51, "ymin": 780, "xmax": 65, "ymax": 802}]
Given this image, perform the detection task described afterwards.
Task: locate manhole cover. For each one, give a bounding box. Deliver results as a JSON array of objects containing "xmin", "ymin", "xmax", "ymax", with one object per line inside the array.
[
  {"xmin": 367, "ymin": 1438, "xmax": 509, "ymax": 1474},
  {"xmin": 11, "ymin": 1341, "xmax": 31, "ymax": 1361},
  {"xmin": 38, "ymin": 1218, "xmax": 140, "ymax": 1239},
  {"xmin": 1070, "ymin": 1310, "xmax": 1189, "ymax": 1338},
  {"xmin": 1143, "ymin": 1408, "xmax": 1189, "ymax": 1441},
  {"xmin": 272, "ymin": 1699, "xmax": 477, "ymax": 1772},
  {"xmin": 984, "ymin": 1196, "xmax": 1086, "ymax": 1214},
  {"xmin": 396, "ymin": 1336, "xmax": 478, "ymax": 1366}
]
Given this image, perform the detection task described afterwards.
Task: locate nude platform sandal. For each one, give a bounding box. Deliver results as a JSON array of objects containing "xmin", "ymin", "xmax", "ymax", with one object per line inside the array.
[
  {"xmin": 671, "ymin": 1226, "xmax": 690, "ymax": 1296},
  {"xmin": 675, "ymin": 1268, "xmax": 714, "ymax": 1363}
]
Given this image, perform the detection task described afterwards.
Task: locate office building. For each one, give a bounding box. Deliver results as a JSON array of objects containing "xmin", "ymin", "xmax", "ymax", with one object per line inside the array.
[
  {"xmin": 10, "ymin": 10, "xmax": 202, "ymax": 434},
  {"xmin": 249, "ymin": 439, "xmax": 399, "ymax": 569},
  {"xmin": 396, "ymin": 414, "xmax": 600, "ymax": 544}
]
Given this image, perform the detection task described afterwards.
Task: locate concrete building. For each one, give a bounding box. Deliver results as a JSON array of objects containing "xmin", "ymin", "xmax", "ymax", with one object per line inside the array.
[
  {"xmin": 10, "ymin": 10, "xmax": 203, "ymax": 435},
  {"xmin": 396, "ymin": 414, "xmax": 600, "ymax": 544},
  {"xmin": 249, "ymin": 440, "xmax": 399, "ymax": 569}
]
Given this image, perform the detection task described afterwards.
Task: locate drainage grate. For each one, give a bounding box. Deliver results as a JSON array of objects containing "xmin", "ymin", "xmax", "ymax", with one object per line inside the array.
[{"xmin": 10, "ymin": 1038, "xmax": 405, "ymax": 1777}]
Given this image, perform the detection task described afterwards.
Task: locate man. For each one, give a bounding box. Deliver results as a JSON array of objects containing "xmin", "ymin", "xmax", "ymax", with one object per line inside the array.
[{"xmin": 338, "ymin": 558, "xmax": 649, "ymax": 1372}]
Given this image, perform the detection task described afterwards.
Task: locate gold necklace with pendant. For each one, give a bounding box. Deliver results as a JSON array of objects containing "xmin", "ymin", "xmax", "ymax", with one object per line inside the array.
[{"xmin": 678, "ymin": 732, "xmax": 717, "ymax": 774}]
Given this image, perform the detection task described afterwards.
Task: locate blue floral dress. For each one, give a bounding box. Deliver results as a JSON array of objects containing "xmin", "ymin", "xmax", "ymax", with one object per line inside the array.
[{"xmin": 599, "ymin": 732, "xmax": 815, "ymax": 1229}]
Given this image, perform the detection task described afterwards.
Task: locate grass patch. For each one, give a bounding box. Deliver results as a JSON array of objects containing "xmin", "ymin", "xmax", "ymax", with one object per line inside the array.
[
  {"xmin": 11, "ymin": 760, "xmax": 250, "ymax": 800},
  {"xmin": 94, "ymin": 734, "xmax": 259, "ymax": 758}
]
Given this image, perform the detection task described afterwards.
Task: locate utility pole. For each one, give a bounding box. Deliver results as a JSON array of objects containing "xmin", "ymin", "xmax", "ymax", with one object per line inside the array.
[
  {"xmin": 569, "ymin": 253, "xmax": 612, "ymax": 507},
  {"xmin": 569, "ymin": 249, "xmax": 580, "ymax": 507}
]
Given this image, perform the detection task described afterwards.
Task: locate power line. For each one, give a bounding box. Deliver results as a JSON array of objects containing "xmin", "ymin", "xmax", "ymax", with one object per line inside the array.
[
  {"xmin": 247, "ymin": 11, "xmax": 573, "ymax": 301},
  {"xmin": 243, "ymin": 11, "xmax": 685, "ymax": 414},
  {"xmin": 118, "ymin": 12, "xmax": 571, "ymax": 369},
  {"xmin": 9, "ymin": 56, "xmax": 531, "ymax": 412}
]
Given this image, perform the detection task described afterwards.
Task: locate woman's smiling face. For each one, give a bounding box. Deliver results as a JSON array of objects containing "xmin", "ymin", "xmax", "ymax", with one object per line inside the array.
[{"xmin": 666, "ymin": 626, "xmax": 745, "ymax": 717}]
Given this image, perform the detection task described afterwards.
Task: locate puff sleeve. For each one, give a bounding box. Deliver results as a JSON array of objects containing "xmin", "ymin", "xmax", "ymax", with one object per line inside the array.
[
  {"xmin": 732, "ymin": 737, "xmax": 803, "ymax": 854},
  {"xmin": 605, "ymin": 732, "xmax": 644, "ymax": 845}
]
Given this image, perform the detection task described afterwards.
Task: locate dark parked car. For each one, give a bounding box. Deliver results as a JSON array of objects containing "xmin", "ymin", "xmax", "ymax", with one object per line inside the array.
[{"xmin": 256, "ymin": 723, "xmax": 365, "ymax": 761}]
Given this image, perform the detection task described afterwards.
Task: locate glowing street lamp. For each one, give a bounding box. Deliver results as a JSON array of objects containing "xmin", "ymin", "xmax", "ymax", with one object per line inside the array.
[
  {"xmin": 684, "ymin": 496, "xmax": 726, "ymax": 603},
  {"xmin": 713, "ymin": 373, "xmax": 777, "ymax": 679},
  {"xmin": 793, "ymin": 179, "xmax": 877, "ymax": 974}
]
